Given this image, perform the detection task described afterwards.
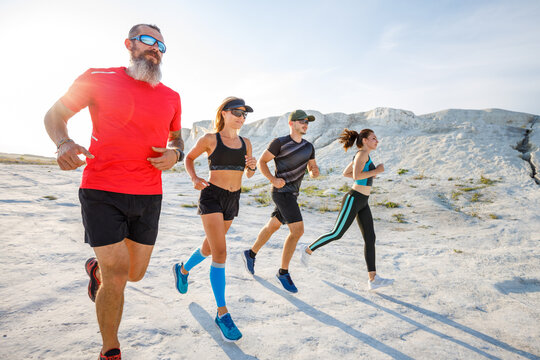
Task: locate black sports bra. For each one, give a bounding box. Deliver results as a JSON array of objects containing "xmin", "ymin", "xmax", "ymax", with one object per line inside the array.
[{"xmin": 208, "ymin": 132, "xmax": 246, "ymax": 171}]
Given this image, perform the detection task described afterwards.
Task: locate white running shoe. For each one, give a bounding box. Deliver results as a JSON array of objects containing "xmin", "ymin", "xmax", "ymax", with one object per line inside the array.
[
  {"xmin": 300, "ymin": 246, "xmax": 311, "ymax": 267},
  {"xmin": 368, "ymin": 275, "xmax": 394, "ymax": 291}
]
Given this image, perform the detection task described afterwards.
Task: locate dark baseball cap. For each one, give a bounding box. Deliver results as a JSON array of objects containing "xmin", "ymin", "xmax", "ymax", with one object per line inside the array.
[
  {"xmin": 223, "ymin": 98, "xmax": 253, "ymax": 112},
  {"xmin": 289, "ymin": 109, "xmax": 315, "ymax": 122}
]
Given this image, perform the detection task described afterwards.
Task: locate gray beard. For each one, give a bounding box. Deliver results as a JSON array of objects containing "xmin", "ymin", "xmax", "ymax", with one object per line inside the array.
[{"xmin": 129, "ymin": 54, "xmax": 162, "ymax": 87}]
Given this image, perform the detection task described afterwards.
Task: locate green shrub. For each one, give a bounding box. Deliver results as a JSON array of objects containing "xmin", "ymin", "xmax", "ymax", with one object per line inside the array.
[
  {"xmin": 318, "ymin": 203, "xmax": 340, "ymax": 212},
  {"xmin": 460, "ymin": 186, "xmax": 482, "ymax": 192},
  {"xmin": 397, "ymin": 169, "xmax": 409, "ymax": 175},
  {"xmin": 337, "ymin": 184, "xmax": 350, "ymax": 192},
  {"xmin": 301, "ymin": 185, "xmax": 326, "ymax": 197},
  {"xmin": 479, "ymin": 175, "xmax": 496, "ymax": 185},
  {"xmin": 413, "ymin": 171, "xmax": 426, "ymax": 180},
  {"xmin": 168, "ymin": 166, "xmax": 185, "ymax": 173},
  {"xmin": 377, "ymin": 201, "xmax": 399, "ymax": 208},
  {"xmin": 254, "ymin": 191, "xmax": 271, "ymax": 206},
  {"xmin": 181, "ymin": 203, "xmax": 197, "ymax": 208}
]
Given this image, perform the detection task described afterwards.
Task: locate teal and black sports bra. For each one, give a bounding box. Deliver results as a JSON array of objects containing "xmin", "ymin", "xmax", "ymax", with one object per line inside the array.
[
  {"xmin": 208, "ymin": 132, "xmax": 246, "ymax": 171},
  {"xmin": 354, "ymin": 155, "xmax": 376, "ymax": 186}
]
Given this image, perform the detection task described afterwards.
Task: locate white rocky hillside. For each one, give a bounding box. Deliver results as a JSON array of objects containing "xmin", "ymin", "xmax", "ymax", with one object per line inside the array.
[
  {"xmin": 2, "ymin": 108, "xmax": 539, "ymax": 359},
  {"xmin": 181, "ymin": 108, "xmax": 539, "ymax": 185}
]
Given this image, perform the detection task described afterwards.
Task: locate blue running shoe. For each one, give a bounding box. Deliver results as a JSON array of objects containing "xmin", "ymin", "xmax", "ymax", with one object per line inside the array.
[
  {"xmin": 215, "ymin": 312, "xmax": 242, "ymax": 342},
  {"xmin": 242, "ymin": 250, "xmax": 255, "ymax": 275},
  {"xmin": 276, "ymin": 272, "xmax": 298, "ymax": 293},
  {"xmin": 173, "ymin": 263, "xmax": 188, "ymax": 294}
]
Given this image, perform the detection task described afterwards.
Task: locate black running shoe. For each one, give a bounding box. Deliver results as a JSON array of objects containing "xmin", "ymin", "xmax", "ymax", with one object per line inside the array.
[
  {"xmin": 85, "ymin": 257, "xmax": 101, "ymax": 302},
  {"xmin": 99, "ymin": 348, "xmax": 121, "ymax": 360}
]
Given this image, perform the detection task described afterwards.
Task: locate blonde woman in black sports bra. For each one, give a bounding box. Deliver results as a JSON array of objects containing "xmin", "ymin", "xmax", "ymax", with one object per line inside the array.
[{"xmin": 172, "ymin": 97, "xmax": 256, "ymax": 342}]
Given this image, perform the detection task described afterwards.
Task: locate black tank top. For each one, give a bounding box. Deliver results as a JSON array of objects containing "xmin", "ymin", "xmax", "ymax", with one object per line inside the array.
[{"xmin": 208, "ymin": 132, "xmax": 246, "ymax": 171}]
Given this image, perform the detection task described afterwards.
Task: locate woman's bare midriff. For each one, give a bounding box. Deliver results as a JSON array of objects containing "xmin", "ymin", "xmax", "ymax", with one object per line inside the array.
[
  {"xmin": 208, "ymin": 170, "xmax": 244, "ymax": 192},
  {"xmin": 352, "ymin": 183, "xmax": 371, "ymax": 196}
]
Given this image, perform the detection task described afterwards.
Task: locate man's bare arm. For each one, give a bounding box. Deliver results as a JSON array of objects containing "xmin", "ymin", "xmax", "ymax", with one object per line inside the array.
[
  {"xmin": 307, "ymin": 159, "xmax": 320, "ymax": 178},
  {"xmin": 258, "ymin": 150, "xmax": 285, "ymax": 188},
  {"xmin": 168, "ymin": 130, "xmax": 185, "ymax": 162},
  {"xmin": 44, "ymin": 100, "xmax": 74, "ymax": 144},
  {"xmin": 148, "ymin": 130, "xmax": 185, "ymax": 171},
  {"xmin": 44, "ymin": 100, "xmax": 93, "ymax": 170}
]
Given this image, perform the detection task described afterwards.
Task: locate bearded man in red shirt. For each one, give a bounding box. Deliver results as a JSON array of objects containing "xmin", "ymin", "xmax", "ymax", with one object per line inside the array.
[{"xmin": 44, "ymin": 24, "xmax": 183, "ymax": 360}]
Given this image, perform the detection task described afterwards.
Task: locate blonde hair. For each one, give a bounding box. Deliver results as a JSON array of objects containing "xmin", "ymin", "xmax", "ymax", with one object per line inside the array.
[{"xmin": 213, "ymin": 96, "xmax": 243, "ymax": 132}]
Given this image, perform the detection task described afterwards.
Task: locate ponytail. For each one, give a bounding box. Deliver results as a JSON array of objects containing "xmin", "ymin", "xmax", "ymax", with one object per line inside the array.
[{"xmin": 338, "ymin": 128, "xmax": 373, "ymax": 151}]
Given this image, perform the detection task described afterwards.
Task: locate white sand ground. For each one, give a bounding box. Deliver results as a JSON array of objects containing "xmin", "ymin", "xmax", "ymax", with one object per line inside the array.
[{"xmin": 1, "ymin": 108, "xmax": 539, "ymax": 359}]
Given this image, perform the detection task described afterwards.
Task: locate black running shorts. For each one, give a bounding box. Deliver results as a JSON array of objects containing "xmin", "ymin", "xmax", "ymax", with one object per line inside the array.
[
  {"xmin": 271, "ymin": 191, "xmax": 303, "ymax": 224},
  {"xmin": 197, "ymin": 183, "xmax": 241, "ymax": 221},
  {"xmin": 79, "ymin": 189, "xmax": 162, "ymax": 247}
]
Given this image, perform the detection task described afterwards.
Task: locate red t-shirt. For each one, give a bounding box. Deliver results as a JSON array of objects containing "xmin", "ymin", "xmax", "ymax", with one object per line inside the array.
[{"xmin": 61, "ymin": 67, "xmax": 181, "ymax": 195}]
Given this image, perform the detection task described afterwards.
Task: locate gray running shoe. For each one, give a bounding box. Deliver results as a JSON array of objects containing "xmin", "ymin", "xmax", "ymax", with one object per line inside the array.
[
  {"xmin": 300, "ymin": 245, "xmax": 311, "ymax": 267},
  {"xmin": 368, "ymin": 275, "xmax": 394, "ymax": 291}
]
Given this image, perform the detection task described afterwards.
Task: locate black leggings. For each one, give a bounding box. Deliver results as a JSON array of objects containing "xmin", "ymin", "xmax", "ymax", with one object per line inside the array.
[{"xmin": 308, "ymin": 190, "xmax": 376, "ymax": 272}]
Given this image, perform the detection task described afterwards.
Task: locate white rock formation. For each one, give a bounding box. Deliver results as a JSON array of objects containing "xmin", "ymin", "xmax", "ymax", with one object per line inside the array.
[{"xmin": 182, "ymin": 108, "xmax": 539, "ymax": 185}]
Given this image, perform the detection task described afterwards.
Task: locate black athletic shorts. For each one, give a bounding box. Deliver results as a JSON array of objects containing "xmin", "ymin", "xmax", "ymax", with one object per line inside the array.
[
  {"xmin": 271, "ymin": 191, "xmax": 303, "ymax": 224},
  {"xmin": 197, "ymin": 183, "xmax": 241, "ymax": 221},
  {"xmin": 79, "ymin": 189, "xmax": 162, "ymax": 247}
]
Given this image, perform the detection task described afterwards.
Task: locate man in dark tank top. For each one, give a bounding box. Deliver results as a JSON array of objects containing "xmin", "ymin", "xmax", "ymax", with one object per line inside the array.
[{"xmin": 242, "ymin": 109, "xmax": 320, "ymax": 292}]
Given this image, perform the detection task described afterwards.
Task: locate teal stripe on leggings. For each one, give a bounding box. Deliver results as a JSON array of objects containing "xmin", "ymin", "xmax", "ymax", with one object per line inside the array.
[{"xmin": 311, "ymin": 194, "xmax": 354, "ymax": 248}]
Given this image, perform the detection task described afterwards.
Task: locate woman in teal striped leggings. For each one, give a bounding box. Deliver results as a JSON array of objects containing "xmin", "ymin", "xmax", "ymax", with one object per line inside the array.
[{"xmin": 301, "ymin": 128, "xmax": 394, "ymax": 290}]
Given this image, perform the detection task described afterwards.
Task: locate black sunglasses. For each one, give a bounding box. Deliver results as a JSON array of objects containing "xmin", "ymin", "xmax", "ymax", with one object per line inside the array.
[
  {"xmin": 294, "ymin": 119, "xmax": 310, "ymax": 125},
  {"xmin": 130, "ymin": 34, "xmax": 166, "ymax": 53},
  {"xmin": 229, "ymin": 109, "xmax": 248, "ymax": 118}
]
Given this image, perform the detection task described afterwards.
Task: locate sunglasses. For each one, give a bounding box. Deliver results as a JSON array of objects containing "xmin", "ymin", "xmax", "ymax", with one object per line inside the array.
[
  {"xmin": 294, "ymin": 119, "xmax": 310, "ymax": 125},
  {"xmin": 229, "ymin": 109, "xmax": 248, "ymax": 118},
  {"xmin": 130, "ymin": 35, "xmax": 166, "ymax": 53}
]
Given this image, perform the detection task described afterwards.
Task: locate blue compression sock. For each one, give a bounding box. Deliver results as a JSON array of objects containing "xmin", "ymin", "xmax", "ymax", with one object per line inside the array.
[
  {"xmin": 210, "ymin": 262, "xmax": 226, "ymax": 308},
  {"xmin": 184, "ymin": 248, "xmax": 207, "ymax": 272}
]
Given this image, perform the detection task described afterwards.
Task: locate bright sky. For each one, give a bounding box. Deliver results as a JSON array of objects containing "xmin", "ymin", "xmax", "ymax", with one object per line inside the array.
[{"xmin": 1, "ymin": 0, "xmax": 539, "ymax": 157}]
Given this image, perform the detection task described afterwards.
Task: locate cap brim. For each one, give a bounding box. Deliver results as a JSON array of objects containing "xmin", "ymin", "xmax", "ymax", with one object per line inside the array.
[
  {"xmin": 307, "ymin": 115, "xmax": 315, "ymax": 122},
  {"xmin": 225, "ymin": 105, "xmax": 253, "ymax": 112}
]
